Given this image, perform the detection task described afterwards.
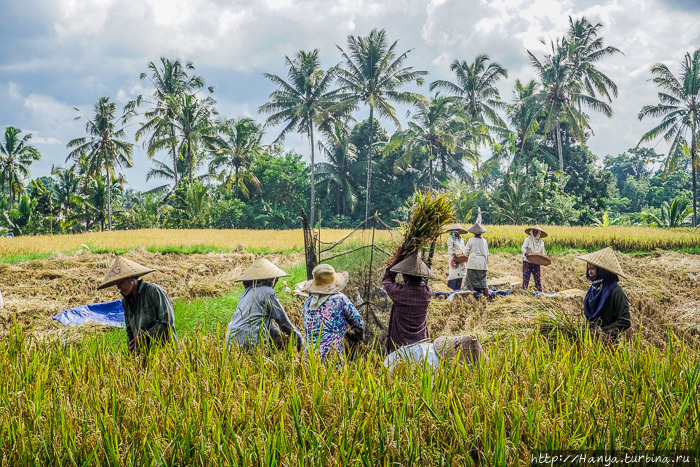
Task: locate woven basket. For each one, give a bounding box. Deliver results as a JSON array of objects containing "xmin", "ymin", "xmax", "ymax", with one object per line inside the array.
[
  {"xmin": 525, "ymin": 253, "xmax": 551, "ymax": 266},
  {"xmin": 454, "ymin": 254, "xmax": 468, "ymax": 263}
]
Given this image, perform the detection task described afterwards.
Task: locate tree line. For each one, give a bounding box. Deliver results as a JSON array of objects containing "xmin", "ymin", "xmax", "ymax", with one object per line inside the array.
[{"xmin": 1, "ymin": 18, "xmax": 699, "ymax": 235}]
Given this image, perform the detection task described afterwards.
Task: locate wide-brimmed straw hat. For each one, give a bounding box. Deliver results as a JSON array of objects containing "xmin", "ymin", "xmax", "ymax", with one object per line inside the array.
[
  {"xmin": 577, "ymin": 247, "xmax": 627, "ymax": 278},
  {"xmin": 298, "ymin": 264, "xmax": 349, "ymax": 294},
  {"xmin": 390, "ymin": 253, "xmax": 436, "ymax": 279},
  {"xmin": 98, "ymin": 256, "xmax": 155, "ymax": 290},
  {"xmin": 433, "ymin": 335, "xmax": 488, "ymax": 365},
  {"xmin": 236, "ymin": 257, "xmax": 290, "ymax": 282},
  {"xmin": 525, "ymin": 225, "xmax": 548, "ymax": 238},
  {"xmin": 445, "ymin": 223, "xmax": 468, "ymax": 234}
]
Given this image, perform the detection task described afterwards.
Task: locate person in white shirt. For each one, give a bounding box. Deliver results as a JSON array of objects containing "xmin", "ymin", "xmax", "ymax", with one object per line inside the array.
[
  {"xmin": 445, "ymin": 223, "xmax": 467, "ymax": 290},
  {"xmin": 521, "ymin": 225, "xmax": 547, "ymax": 292},
  {"xmin": 383, "ymin": 334, "xmax": 487, "ymax": 372},
  {"xmin": 464, "ymin": 216, "xmax": 490, "ymax": 299}
]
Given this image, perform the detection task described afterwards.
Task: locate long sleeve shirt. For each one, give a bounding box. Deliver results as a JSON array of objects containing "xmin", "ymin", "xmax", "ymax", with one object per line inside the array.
[
  {"xmin": 521, "ymin": 236, "xmax": 545, "ymax": 263},
  {"xmin": 225, "ymin": 285, "xmax": 303, "ymax": 351},
  {"xmin": 122, "ymin": 280, "xmax": 177, "ymax": 347},
  {"xmin": 463, "ymin": 237, "xmax": 489, "ymax": 271},
  {"xmin": 586, "ymin": 285, "xmax": 632, "ymax": 338},
  {"xmin": 382, "ymin": 268, "xmax": 432, "ymax": 353},
  {"xmin": 446, "ymin": 236, "xmax": 467, "ymax": 280},
  {"xmin": 302, "ymin": 293, "xmax": 364, "ymax": 363}
]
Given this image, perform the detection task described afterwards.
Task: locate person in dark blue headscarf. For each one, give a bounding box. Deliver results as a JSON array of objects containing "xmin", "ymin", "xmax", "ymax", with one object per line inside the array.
[{"xmin": 577, "ymin": 247, "xmax": 632, "ymax": 340}]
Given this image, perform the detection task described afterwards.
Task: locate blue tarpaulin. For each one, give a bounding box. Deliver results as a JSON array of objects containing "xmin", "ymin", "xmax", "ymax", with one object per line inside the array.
[{"xmin": 53, "ymin": 300, "xmax": 125, "ymax": 328}]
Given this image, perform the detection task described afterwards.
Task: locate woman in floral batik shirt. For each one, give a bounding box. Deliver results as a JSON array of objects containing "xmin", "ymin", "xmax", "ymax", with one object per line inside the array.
[{"xmin": 300, "ymin": 264, "xmax": 364, "ymax": 364}]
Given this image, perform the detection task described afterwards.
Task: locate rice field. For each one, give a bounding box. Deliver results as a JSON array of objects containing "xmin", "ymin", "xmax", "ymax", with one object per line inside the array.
[
  {"xmin": 0, "ymin": 229, "xmax": 395, "ymax": 260},
  {"xmin": 1, "ymin": 227, "xmax": 699, "ymax": 464},
  {"xmin": 1, "ymin": 328, "xmax": 698, "ymax": 465},
  {"xmin": 1, "ymin": 224, "xmax": 698, "ymax": 261}
]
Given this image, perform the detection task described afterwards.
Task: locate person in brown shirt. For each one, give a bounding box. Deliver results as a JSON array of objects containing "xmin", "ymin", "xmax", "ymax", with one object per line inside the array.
[{"xmin": 383, "ymin": 248, "xmax": 434, "ymax": 353}]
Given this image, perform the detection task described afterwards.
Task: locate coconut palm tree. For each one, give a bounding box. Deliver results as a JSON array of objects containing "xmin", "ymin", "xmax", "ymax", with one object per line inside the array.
[
  {"xmin": 52, "ymin": 166, "xmax": 84, "ymax": 230},
  {"xmin": 493, "ymin": 170, "xmax": 533, "ymax": 225},
  {"xmin": 67, "ymin": 97, "xmax": 133, "ymax": 230},
  {"xmin": 0, "ymin": 127, "xmax": 41, "ymax": 209},
  {"xmin": 315, "ymin": 122, "xmax": 359, "ymax": 216},
  {"xmin": 151, "ymin": 93, "xmax": 217, "ymax": 186},
  {"xmin": 528, "ymin": 18, "xmax": 620, "ymax": 173},
  {"xmin": 125, "ymin": 57, "xmax": 213, "ymax": 187},
  {"xmin": 528, "ymin": 40, "xmax": 592, "ymax": 172},
  {"xmin": 335, "ymin": 29, "xmax": 427, "ymax": 223},
  {"xmin": 259, "ymin": 49, "xmax": 338, "ymax": 225},
  {"xmin": 387, "ymin": 95, "xmax": 474, "ymax": 187},
  {"xmin": 638, "ymin": 49, "xmax": 700, "ymax": 226},
  {"xmin": 564, "ymin": 17, "xmax": 622, "ymax": 104},
  {"xmin": 429, "ymin": 54, "xmax": 508, "ymax": 130},
  {"xmin": 209, "ymin": 117, "xmax": 264, "ymax": 199}
]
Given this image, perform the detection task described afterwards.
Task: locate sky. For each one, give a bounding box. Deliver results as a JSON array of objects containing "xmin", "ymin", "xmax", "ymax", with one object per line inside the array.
[{"xmin": 1, "ymin": 0, "xmax": 699, "ymax": 191}]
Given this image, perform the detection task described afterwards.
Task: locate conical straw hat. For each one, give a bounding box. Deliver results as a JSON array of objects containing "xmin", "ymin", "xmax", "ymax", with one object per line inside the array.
[
  {"xmin": 445, "ymin": 223, "xmax": 468, "ymax": 234},
  {"xmin": 433, "ymin": 335, "xmax": 487, "ymax": 364},
  {"xmin": 298, "ymin": 264, "xmax": 349, "ymax": 294},
  {"xmin": 236, "ymin": 257, "xmax": 289, "ymax": 282},
  {"xmin": 390, "ymin": 253, "xmax": 436, "ymax": 279},
  {"xmin": 98, "ymin": 256, "xmax": 155, "ymax": 290},
  {"xmin": 577, "ymin": 247, "xmax": 626, "ymax": 278},
  {"xmin": 467, "ymin": 223, "xmax": 487, "ymax": 235},
  {"xmin": 525, "ymin": 225, "xmax": 548, "ymax": 238}
]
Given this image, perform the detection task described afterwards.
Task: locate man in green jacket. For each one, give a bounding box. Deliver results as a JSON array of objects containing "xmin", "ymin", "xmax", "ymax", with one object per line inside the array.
[
  {"xmin": 578, "ymin": 247, "xmax": 632, "ymax": 341},
  {"xmin": 98, "ymin": 256, "xmax": 177, "ymax": 353}
]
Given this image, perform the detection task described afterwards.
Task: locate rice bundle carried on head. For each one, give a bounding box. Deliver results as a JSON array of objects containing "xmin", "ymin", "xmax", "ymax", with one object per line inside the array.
[{"xmin": 398, "ymin": 189, "xmax": 456, "ymax": 255}]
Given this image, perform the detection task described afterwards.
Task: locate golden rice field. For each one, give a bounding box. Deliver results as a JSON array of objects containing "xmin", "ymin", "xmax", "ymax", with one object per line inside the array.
[
  {"xmin": 0, "ymin": 225, "xmax": 698, "ymax": 260},
  {"xmin": 0, "ymin": 228, "xmax": 395, "ymax": 259},
  {"xmin": 477, "ymin": 225, "xmax": 700, "ymax": 251}
]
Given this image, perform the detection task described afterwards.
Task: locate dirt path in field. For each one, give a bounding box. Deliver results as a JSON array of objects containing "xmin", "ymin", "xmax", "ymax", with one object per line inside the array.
[
  {"xmin": 1, "ymin": 249, "xmax": 698, "ymax": 348},
  {"xmin": 0, "ymin": 249, "xmax": 304, "ymax": 339}
]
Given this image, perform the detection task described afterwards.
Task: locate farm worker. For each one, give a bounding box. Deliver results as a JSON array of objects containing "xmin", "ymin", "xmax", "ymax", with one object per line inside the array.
[
  {"xmin": 299, "ymin": 264, "xmax": 364, "ymax": 364},
  {"xmin": 521, "ymin": 225, "xmax": 547, "ymax": 292},
  {"xmin": 577, "ymin": 247, "xmax": 632, "ymax": 341},
  {"xmin": 98, "ymin": 256, "xmax": 178, "ymax": 353},
  {"xmin": 225, "ymin": 258, "xmax": 303, "ymax": 352},
  {"xmin": 383, "ymin": 248, "xmax": 434, "ymax": 353},
  {"xmin": 6, "ymin": 230, "xmax": 14, "ymax": 238},
  {"xmin": 445, "ymin": 223, "xmax": 468, "ymax": 291},
  {"xmin": 384, "ymin": 334, "xmax": 487, "ymax": 371},
  {"xmin": 463, "ymin": 211, "xmax": 490, "ymax": 299}
]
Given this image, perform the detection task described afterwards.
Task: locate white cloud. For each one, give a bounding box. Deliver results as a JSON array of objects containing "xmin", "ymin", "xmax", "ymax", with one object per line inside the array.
[
  {"xmin": 1, "ymin": 0, "xmax": 699, "ymax": 190},
  {"xmin": 31, "ymin": 136, "xmax": 63, "ymax": 145}
]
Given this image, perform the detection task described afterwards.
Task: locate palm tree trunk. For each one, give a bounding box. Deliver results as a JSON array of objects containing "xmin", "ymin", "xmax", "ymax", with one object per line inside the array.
[
  {"xmin": 556, "ymin": 121, "xmax": 564, "ymax": 172},
  {"xmin": 365, "ymin": 106, "xmax": 374, "ymax": 224},
  {"xmin": 234, "ymin": 165, "xmax": 239, "ymax": 198},
  {"xmin": 188, "ymin": 140, "xmax": 193, "ymax": 186},
  {"xmin": 106, "ymin": 171, "xmax": 112, "ymax": 231},
  {"xmin": 336, "ymin": 187, "xmax": 341, "ymax": 216},
  {"xmin": 429, "ymin": 156, "xmax": 433, "ymax": 189},
  {"xmin": 309, "ymin": 122, "xmax": 316, "ymax": 226},
  {"xmin": 692, "ymin": 130, "xmax": 697, "ymax": 227},
  {"xmin": 170, "ymin": 125, "xmax": 178, "ymax": 187}
]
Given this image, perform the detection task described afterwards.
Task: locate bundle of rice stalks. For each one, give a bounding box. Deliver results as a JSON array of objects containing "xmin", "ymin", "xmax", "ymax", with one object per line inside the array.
[
  {"xmin": 399, "ymin": 190, "xmax": 456, "ymax": 255},
  {"xmin": 536, "ymin": 308, "xmax": 581, "ymax": 342}
]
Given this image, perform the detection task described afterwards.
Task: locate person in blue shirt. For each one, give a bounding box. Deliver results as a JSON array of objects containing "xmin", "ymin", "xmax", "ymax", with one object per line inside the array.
[{"xmin": 225, "ymin": 257, "xmax": 303, "ymax": 352}]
